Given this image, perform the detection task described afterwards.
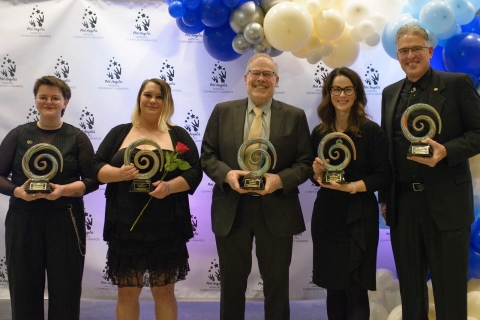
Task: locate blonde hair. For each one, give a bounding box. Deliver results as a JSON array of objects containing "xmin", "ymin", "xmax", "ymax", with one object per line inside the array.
[{"xmin": 131, "ymin": 78, "xmax": 175, "ymax": 131}]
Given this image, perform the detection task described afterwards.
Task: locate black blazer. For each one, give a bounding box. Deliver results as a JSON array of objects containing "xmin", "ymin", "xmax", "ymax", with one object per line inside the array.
[
  {"xmin": 201, "ymin": 98, "xmax": 313, "ymax": 237},
  {"xmin": 380, "ymin": 69, "xmax": 480, "ymax": 230}
]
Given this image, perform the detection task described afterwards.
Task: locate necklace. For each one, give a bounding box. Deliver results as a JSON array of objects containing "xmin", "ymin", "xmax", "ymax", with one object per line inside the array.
[{"xmin": 38, "ymin": 121, "xmax": 62, "ymax": 129}]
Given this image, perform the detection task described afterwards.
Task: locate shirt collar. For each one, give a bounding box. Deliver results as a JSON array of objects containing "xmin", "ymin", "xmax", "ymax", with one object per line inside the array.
[{"xmin": 247, "ymin": 98, "xmax": 272, "ymax": 115}]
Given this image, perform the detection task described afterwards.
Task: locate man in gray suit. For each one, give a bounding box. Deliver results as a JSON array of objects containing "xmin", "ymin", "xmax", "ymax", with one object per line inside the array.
[
  {"xmin": 201, "ymin": 53, "xmax": 313, "ymax": 320},
  {"xmin": 380, "ymin": 24, "xmax": 480, "ymax": 319}
]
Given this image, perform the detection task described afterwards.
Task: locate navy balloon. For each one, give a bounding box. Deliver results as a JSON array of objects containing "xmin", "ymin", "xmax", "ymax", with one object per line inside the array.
[
  {"xmin": 430, "ymin": 46, "xmax": 445, "ymax": 72},
  {"xmin": 168, "ymin": 0, "xmax": 186, "ymax": 19},
  {"xmin": 461, "ymin": 15, "xmax": 480, "ymax": 34},
  {"xmin": 203, "ymin": 22, "xmax": 241, "ymax": 61},
  {"xmin": 469, "ymin": 218, "xmax": 480, "ymax": 279},
  {"xmin": 176, "ymin": 18, "xmax": 206, "ymax": 34},
  {"xmin": 183, "ymin": 8, "xmax": 200, "ymax": 27},
  {"xmin": 185, "ymin": 0, "xmax": 201, "ymax": 9},
  {"xmin": 443, "ymin": 33, "xmax": 480, "ymax": 79},
  {"xmin": 199, "ymin": 0, "xmax": 230, "ymax": 28}
]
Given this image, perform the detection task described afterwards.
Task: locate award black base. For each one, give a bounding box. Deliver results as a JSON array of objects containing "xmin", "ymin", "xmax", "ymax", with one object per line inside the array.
[
  {"xmin": 129, "ymin": 179, "xmax": 153, "ymax": 192},
  {"xmin": 240, "ymin": 176, "xmax": 265, "ymax": 190},
  {"xmin": 323, "ymin": 171, "xmax": 346, "ymax": 184},
  {"xmin": 25, "ymin": 180, "xmax": 51, "ymax": 193},
  {"xmin": 408, "ymin": 143, "xmax": 433, "ymax": 157}
]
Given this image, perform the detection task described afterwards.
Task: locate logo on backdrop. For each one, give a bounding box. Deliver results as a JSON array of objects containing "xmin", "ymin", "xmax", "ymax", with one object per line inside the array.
[
  {"xmin": 183, "ymin": 109, "xmax": 201, "ymax": 142},
  {"xmin": 53, "ymin": 55, "xmax": 71, "ymax": 82},
  {"xmin": 251, "ymin": 275, "xmax": 264, "ymax": 293},
  {"xmin": 75, "ymin": 6, "xmax": 103, "ymax": 39},
  {"xmin": 307, "ymin": 63, "xmax": 330, "ymax": 95},
  {"xmin": 127, "ymin": 8, "xmax": 156, "ymax": 42},
  {"xmin": 204, "ymin": 61, "xmax": 233, "ymax": 94},
  {"xmin": 26, "ymin": 106, "xmax": 39, "ymax": 123},
  {"xmin": 199, "ymin": 258, "xmax": 221, "ymax": 292},
  {"xmin": 98, "ymin": 57, "xmax": 129, "ymax": 91},
  {"xmin": 179, "ymin": 33, "xmax": 203, "ymax": 44},
  {"xmin": 200, "ymin": 180, "xmax": 214, "ymax": 195},
  {"xmin": 21, "ymin": 5, "xmax": 51, "ymax": 37},
  {"xmin": 293, "ymin": 232, "xmax": 308, "ymax": 243},
  {"xmin": 159, "ymin": 60, "xmax": 177, "ymax": 87},
  {"xmin": 0, "ymin": 54, "xmax": 19, "ymax": 85},
  {"xmin": 303, "ymin": 271, "xmax": 323, "ymax": 292},
  {"xmin": 85, "ymin": 208, "xmax": 100, "ymax": 241},
  {"xmin": 364, "ymin": 63, "xmax": 381, "ymax": 95},
  {"xmin": 304, "ymin": 182, "xmax": 320, "ymax": 194},
  {"xmin": 0, "ymin": 256, "xmax": 8, "ymax": 288},
  {"xmin": 79, "ymin": 107, "xmax": 101, "ymax": 140}
]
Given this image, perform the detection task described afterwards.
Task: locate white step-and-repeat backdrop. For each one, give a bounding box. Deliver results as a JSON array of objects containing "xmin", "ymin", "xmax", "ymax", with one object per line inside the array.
[{"xmin": 0, "ymin": 0, "xmax": 476, "ymax": 302}]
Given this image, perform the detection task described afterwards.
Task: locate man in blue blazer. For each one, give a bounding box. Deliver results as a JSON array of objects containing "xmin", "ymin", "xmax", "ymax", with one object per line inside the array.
[
  {"xmin": 380, "ymin": 24, "xmax": 480, "ymax": 319},
  {"xmin": 201, "ymin": 53, "xmax": 313, "ymax": 320}
]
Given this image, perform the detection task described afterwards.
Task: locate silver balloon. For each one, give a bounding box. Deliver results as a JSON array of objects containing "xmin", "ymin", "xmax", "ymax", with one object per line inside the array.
[
  {"xmin": 260, "ymin": 0, "xmax": 290, "ymax": 14},
  {"xmin": 232, "ymin": 34, "xmax": 253, "ymax": 54},
  {"xmin": 253, "ymin": 38, "xmax": 271, "ymax": 54},
  {"xmin": 244, "ymin": 22, "xmax": 264, "ymax": 44},
  {"xmin": 229, "ymin": 1, "xmax": 265, "ymax": 34}
]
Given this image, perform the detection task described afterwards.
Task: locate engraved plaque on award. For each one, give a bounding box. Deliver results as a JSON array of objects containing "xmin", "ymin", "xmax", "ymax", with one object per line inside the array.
[
  {"xmin": 124, "ymin": 138, "xmax": 165, "ymax": 192},
  {"xmin": 318, "ymin": 132, "xmax": 356, "ymax": 184},
  {"xmin": 237, "ymin": 138, "xmax": 277, "ymax": 190},
  {"xmin": 22, "ymin": 143, "xmax": 63, "ymax": 193},
  {"xmin": 401, "ymin": 103, "xmax": 442, "ymax": 157}
]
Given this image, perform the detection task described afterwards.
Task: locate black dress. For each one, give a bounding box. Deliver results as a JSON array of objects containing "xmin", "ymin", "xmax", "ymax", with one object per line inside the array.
[
  {"xmin": 92, "ymin": 123, "xmax": 202, "ymax": 287},
  {"xmin": 310, "ymin": 121, "xmax": 390, "ymax": 290}
]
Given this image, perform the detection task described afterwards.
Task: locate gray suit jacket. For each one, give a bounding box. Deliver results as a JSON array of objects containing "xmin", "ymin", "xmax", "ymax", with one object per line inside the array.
[
  {"xmin": 380, "ymin": 69, "xmax": 480, "ymax": 230},
  {"xmin": 201, "ymin": 98, "xmax": 313, "ymax": 237}
]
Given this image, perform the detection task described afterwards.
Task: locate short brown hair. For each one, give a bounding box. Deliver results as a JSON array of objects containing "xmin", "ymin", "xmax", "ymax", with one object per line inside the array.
[{"xmin": 33, "ymin": 76, "xmax": 71, "ymax": 117}]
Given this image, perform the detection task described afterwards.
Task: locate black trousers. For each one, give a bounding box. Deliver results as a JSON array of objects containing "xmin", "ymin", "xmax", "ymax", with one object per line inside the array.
[
  {"xmin": 5, "ymin": 202, "xmax": 85, "ymax": 320},
  {"xmin": 391, "ymin": 189, "xmax": 470, "ymax": 320},
  {"xmin": 215, "ymin": 195, "xmax": 293, "ymax": 320}
]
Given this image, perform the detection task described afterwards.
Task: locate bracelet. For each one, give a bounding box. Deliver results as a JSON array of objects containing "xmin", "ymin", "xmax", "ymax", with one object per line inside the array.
[
  {"xmin": 165, "ymin": 182, "xmax": 172, "ymax": 196},
  {"xmin": 349, "ymin": 182, "xmax": 357, "ymax": 194}
]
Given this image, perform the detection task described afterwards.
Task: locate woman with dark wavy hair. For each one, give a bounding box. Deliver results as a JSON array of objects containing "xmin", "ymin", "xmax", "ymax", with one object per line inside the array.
[{"xmin": 311, "ymin": 68, "xmax": 390, "ymax": 319}]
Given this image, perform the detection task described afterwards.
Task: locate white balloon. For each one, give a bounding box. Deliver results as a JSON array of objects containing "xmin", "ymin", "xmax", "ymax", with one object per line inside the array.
[
  {"xmin": 368, "ymin": 289, "xmax": 384, "ymax": 302},
  {"xmin": 370, "ymin": 12, "xmax": 386, "ymax": 31},
  {"xmin": 305, "ymin": 0, "xmax": 321, "ymax": 15},
  {"xmin": 370, "ymin": 301, "xmax": 389, "ymax": 320},
  {"xmin": 356, "ymin": 19, "xmax": 375, "ymax": 38},
  {"xmin": 468, "ymin": 278, "xmax": 480, "ymax": 293},
  {"xmin": 468, "ymin": 291, "xmax": 480, "ymax": 319},
  {"xmin": 264, "ymin": 2, "xmax": 314, "ymax": 52},
  {"xmin": 376, "ymin": 269, "xmax": 395, "ymax": 290},
  {"xmin": 365, "ymin": 32, "xmax": 380, "ymax": 46},
  {"xmin": 467, "ymin": 317, "xmax": 479, "ymax": 320},
  {"xmin": 313, "ymin": 8, "xmax": 345, "ymax": 40},
  {"xmin": 319, "ymin": 41, "xmax": 334, "ymax": 56},
  {"xmin": 369, "ymin": 0, "xmax": 403, "ymax": 21},
  {"xmin": 318, "ymin": 0, "xmax": 334, "ymax": 9},
  {"xmin": 291, "ymin": 46, "xmax": 309, "ymax": 58},
  {"xmin": 386, "ymin": 304, "xmax": 402, "ymax": 320},
  {"xmin": 322, "ymin": 40, "xmax": 359, "ymax": 68},
  {"xmin": 305, "ymin": 35, "xmax": 322, "ymax": 50},
  {"xmin": 350, "ymin": 27, "xmax": 365, "ymax": 42},
  {"xmin": 244, "ymin": 22, "xmax": 265, "ymax": 44},
  {"xmin": 343, "ymin": 0, "xmax": 370, "ymax": 27},
  {"xmin": 384, "ymin": 280, "xmax": 401, "ymax": 312},
  {"xmin": 260, "ymin": 0, "xmax": 290, "ymax": 14},
  {"xmin": 330, "ymin": 0, "xmax": 348, "ymax": 12},
  {"xmin": 307, "ymin": 48, "xmax": 323, "ymax": 64}
]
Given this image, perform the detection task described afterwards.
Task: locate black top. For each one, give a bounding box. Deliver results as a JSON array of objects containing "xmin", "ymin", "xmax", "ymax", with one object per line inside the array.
[
  {"xmin": 92, "ymin": 123, "xmax": 202, "ymax": 242},
  {"xmin": 0, "ymin": 122, "xmax": 98, "ymax": 208}
]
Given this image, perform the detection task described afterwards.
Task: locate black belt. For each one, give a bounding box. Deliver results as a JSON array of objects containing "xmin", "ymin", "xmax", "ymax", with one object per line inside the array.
[{"xmin": 398, "ymin": 182, "xmax": 425, "ymax": 192}]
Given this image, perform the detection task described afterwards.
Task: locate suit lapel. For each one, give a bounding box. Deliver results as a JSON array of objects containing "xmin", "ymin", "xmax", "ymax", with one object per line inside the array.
[
  {"xmin": 386, "ymin": 80, "xmax": 404, "ymax": 140},
  {"xmin": 428, "ymin": 70, "xmax": 445, "ymax": 116},
  {"xmin": 234, "ymin": 99, "xmax": 248, "ymax": 151},
  {"xmin": 269, "ymin": 99, "xmax": 283, "ymax": 145}
]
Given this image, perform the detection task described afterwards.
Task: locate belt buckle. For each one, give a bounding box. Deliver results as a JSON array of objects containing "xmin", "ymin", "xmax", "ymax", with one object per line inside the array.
[{"xmin": 412, "ymin": 183, "xmax": 422, "ymax": 192}]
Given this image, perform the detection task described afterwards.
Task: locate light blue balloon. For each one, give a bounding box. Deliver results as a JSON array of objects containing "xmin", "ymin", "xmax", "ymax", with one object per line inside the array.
[
  {"xmin": 406, "ymin": 0, "xmax": 431, "ymax": 14},
  {"xmin": 384, "ymin": 13, "xmax": 417, "ymax": 44},
  {"xmin": 436, "ymin": 23, "xmax": 460, "ymax": 39},
  {"xmin": 470, "ymin": 0, "xmax": 480, "ymax": 11},
  {"xmin": 455, "ymin": 2, "xmax": 475, "ymax": 25},
  {"xmin": 426, "ymin": 29, "xmax": 438, "ymax": 48},
  {"xmin": 381, "ymin": 22, "xmax": 398, "ymax": 60},
  {"xmin": 419, "ymin": 1, "xmax": 455, "ymax": 34},
  {"xmin": 446, "ymin": 0, "xmax": 469, "ymax": 16}
]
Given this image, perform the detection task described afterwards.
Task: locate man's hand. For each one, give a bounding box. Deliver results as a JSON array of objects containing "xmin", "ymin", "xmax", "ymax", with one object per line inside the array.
[
  {"xmin": 255, "ymin": 173, "xmax": 282, "ymax": 195},
  {"xmin": 225, "ymin": 170, "xmax": 250, "ymax": 194},
  {"xmin": 407, "ymin": 138, "xmax": 447, "ymax": 167}
]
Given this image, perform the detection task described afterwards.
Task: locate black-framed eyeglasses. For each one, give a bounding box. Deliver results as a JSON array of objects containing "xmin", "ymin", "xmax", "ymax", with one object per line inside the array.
[
  {"xmin": 35, "ymin": 96, "xmax": 64, "ymax": 104},
  {"xmin": 330, "ymin": 86, "xmax": 355, "ymax": 96},
  {"xmin": 397, "ymin": 46, "xmax": 429, "ymax": 56},
  {"xmin": 247, "ymin": 70, "xmax": 276, "ymax": 79}
]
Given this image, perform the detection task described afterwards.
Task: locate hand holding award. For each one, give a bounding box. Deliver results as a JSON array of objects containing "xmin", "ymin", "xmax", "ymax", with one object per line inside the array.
[{"xmin": 317, "ymin": 132, "xmax": 356, "ymax": 184}]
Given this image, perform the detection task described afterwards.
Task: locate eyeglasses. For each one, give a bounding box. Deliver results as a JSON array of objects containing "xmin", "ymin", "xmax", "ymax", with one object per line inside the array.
[
  {"xmin": 247, "ymin": 70, "xmax": 276, "ymax": 79},
  {"xmin": 36, "ymin": 96, "xmax": 64, "ymax": 104},
  {"xmin": 330, "ymin": 86, "xmax": 355, "ymax": 96},
  {"xmin": 397, "ymin": 46, "xmax": 429, "ymax": 56}
]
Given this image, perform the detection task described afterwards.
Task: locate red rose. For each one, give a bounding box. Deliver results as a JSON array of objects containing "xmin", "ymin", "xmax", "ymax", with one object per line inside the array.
[{"xmin": 175, "ymin": 142, "xmax": 189, "ymax": 154}]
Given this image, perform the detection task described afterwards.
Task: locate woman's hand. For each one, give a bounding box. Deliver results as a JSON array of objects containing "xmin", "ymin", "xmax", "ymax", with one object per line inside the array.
[
  {"xmin": 313, "ymin": 157, "xmax": 329, "ymax": 183},
  {"xmin": 149, "ymin": 180, "xmax": 170, "ymax": 199},
  {"xmin": 47, "ymin": 183, "xmax": 65, "ymax": 200},
  {"xmin": 119, "ymin": 163, "xmax": 139, "ymax": 181},
  {"xmin": 13, "ymin": 179, "xmax": 49, "ymax": 201}
]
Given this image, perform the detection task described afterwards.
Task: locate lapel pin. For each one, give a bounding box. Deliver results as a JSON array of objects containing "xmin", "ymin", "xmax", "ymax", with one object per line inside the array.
[
  {"xmin": 433, "ymin": 88, "xmax": 438, "ymax": 91},
  {"xmin": 27, "ymin": 140, "xmax": 33, "ymax": 144}
]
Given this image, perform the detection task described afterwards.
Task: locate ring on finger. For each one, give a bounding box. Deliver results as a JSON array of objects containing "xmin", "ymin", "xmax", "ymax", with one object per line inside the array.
[
  {"xmin": 32, "ymin": 193, "xmax": 36, "ymax": 197},
  {"xmin": 47, "ymin": 195, "xmax": 51, "ymax": 200}
]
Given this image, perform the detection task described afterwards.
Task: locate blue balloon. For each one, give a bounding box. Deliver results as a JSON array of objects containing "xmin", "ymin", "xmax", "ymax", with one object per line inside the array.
[
  {"xmin": 182, "ymin": 8, "xmax": 200, "ymax": 26},
  {"xmin": 185, "ymin": 0, "xmax": 201, "ymax": 9},
  {"xmin": 461, "ymin": 15, "xmax": 480, "ymax": 34},
  {"xmin": 169, "ymin": 1, "xmax": 187, "ymax": 19},
  {"xmin": 199, "ymin": 0, "xmax": 230, "ymax": 28},
  {"xmin": 176, "ymin": 17, "xmax": 206, "ymax": 34},
  {"xmin": 431, "ymin": 46, "xmax": 446, "ymax": 71},
  {"xmin": 443, "ymin": 32, "xmax": 480, "ymax": 78},
  {"xmin": 468, "ymin": 249, "xmax": 480, "ymax": 278},
  {"xmin": 203, "ymin": 22, "xmax": 241, "ymax": 61},
  {"xmin": 222, "ymin": 0, "xmax": 239, "ymax": 8}
]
